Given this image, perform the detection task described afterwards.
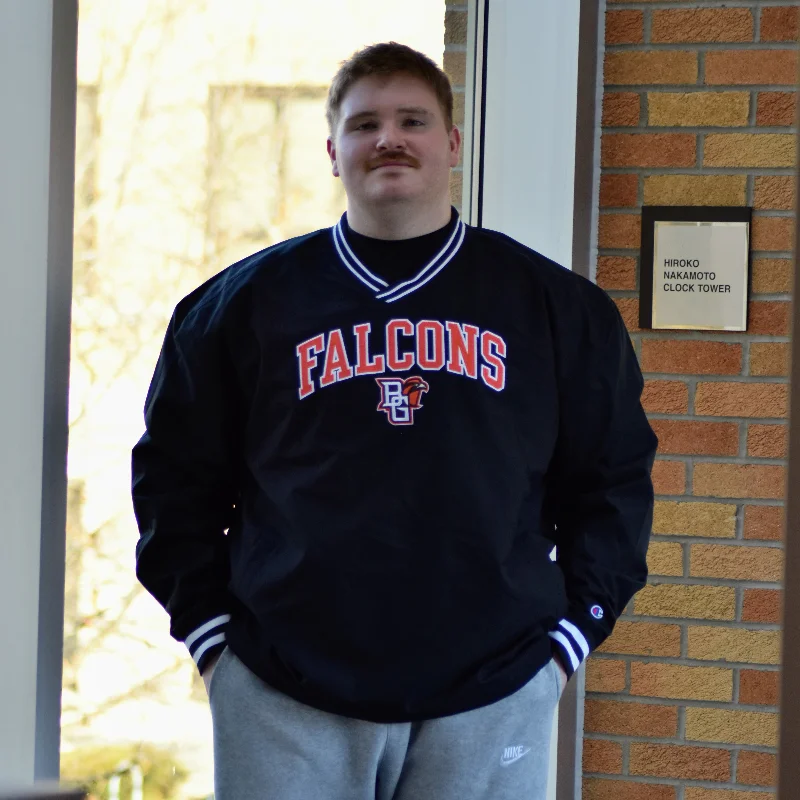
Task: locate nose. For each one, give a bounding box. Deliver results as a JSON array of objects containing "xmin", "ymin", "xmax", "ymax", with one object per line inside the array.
[{"xmin": 376, "ymin": 123, "xmax": 406, "ymax": 152}]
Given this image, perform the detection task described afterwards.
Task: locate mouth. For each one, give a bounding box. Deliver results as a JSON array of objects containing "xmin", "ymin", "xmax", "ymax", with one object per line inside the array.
[{"xmin": 372, "ymin": 161, "xmax": 415, "ymax": 170}]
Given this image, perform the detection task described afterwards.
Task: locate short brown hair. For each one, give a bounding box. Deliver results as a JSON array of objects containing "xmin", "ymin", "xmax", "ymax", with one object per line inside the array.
[{"xmin": 326, "ymin": 42, "xmax": 454, "ymax": 135}]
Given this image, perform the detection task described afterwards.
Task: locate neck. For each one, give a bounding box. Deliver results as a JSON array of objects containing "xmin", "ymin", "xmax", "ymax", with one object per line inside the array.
[{"xmin": 346, "ymin": 198, "xmax": 452, "ymax": 240}]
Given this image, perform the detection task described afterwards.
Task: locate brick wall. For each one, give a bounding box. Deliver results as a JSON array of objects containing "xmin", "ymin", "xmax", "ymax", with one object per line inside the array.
[
  {"xmin": 443, "ymin": 1, "xmax": 795, "ymax": 798},
  {"xmin": 591, "ymin": 2, "xmax": 796, "ymax": 798},
  {"xmin": 444, "ymin": 1, "xmax": 467, "ymax": 207}
]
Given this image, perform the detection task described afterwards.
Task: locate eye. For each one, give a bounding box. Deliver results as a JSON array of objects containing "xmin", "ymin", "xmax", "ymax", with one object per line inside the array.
[
  {"xmin": 355, "ymin": 121, "xmax": 378, "ymax": 131},
  {"xmin": 403, "ymin": 118, "xmax": 425, "ymax": 127}
]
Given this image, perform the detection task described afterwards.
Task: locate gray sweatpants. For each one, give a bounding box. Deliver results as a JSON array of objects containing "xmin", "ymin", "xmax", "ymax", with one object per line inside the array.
[{"xmin": 209, "ymin": 646, "xmax": 562, "ymax": 800}]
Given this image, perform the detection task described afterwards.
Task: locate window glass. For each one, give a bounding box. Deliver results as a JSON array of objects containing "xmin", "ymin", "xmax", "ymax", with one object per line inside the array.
[{"xmin": 65, "ymin": 3, "xmax": 445, "ymax": 796}]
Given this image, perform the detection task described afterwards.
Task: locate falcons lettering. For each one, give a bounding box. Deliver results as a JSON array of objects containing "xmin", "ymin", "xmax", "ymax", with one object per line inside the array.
[{"xmin": 295, "ymin": 319, "xmax": 507, "ymax": 400}]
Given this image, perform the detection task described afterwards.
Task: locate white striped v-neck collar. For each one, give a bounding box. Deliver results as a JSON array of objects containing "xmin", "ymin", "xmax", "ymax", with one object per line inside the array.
[{"xmin": 331, "ymin": 212, "xmax": 466, "ymax": 304}]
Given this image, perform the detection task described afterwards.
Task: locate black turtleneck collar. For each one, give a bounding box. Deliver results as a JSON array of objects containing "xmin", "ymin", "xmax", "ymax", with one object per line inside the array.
[{"xmin": 342, "ymin": 208, "xmax": 459, "ymax": 285}]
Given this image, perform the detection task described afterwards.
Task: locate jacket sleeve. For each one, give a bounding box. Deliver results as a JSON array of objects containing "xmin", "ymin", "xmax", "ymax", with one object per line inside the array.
[
  {"xmin": 545, "ymin": 289, "xmax": 658, "ymax": 679},
  {"xmin": 132, "ymin": 290, "xmax": 243, "ymax": 674}
]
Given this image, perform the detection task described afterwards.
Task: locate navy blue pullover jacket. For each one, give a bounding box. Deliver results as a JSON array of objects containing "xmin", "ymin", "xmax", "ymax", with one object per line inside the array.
[{"xmin": 132, "ymin": 210, "xmax": 657, "ymax": 722}]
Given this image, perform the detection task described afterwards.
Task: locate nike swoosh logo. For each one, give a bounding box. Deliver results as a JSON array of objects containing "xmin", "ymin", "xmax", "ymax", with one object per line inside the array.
[{"xmin": 501, "ymin": 747, "xmax": 531, "ymax": 766}]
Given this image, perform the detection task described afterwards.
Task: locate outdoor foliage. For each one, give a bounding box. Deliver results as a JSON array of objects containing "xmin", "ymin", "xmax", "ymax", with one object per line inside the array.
[{"xmin": 61, "ymin": 743, "xmax": 189, "ymax": 799}]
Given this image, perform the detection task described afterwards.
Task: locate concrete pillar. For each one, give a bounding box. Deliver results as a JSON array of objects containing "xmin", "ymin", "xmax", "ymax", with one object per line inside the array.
[{"xmin": 0, "ymin": 0, "xmax": 78, "ymax": 784}]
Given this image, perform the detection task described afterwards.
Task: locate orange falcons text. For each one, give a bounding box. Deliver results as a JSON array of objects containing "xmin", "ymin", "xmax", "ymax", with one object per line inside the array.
[{"xmin": 295, "ymin": 319, "xmax": 507, "ymax": 399}]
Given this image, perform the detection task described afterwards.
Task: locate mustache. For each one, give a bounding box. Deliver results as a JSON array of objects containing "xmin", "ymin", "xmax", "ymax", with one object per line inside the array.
[{"xmin": 369, "ymin": 154, "xmax": 420, "ymax": 170}]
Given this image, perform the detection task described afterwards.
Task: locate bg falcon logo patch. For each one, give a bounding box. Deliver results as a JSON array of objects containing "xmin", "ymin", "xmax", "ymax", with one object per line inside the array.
[{"xmin": 376, "ymin": 376, "xmax": 430, "ymax": 426}]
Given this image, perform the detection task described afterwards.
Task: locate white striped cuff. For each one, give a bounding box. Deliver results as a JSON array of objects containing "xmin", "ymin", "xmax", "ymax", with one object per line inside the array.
[
  {"xmin": 185, "ymin": 614, "xmax": 230, "ymax": 671},
  {"xmin": 548, "ymin": 618, "xmax": 591, "ymax": 678}
]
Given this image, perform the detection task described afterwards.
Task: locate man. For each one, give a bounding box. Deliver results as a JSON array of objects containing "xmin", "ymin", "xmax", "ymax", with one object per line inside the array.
[{"xmin": 132, "ymin": 42, "xmax": 657, "ymax": 799}]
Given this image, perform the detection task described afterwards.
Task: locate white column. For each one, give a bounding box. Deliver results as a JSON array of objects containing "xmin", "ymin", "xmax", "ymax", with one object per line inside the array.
[
  {"xmin": 0, "ymin": 0, "xmax": 77, "ymax": 785},
  {"xmin": 481, "ymin": 0, "xmax": 582, "ymax": 268},
  {"xmin": 463, "ymin": 1, "xmax": 603, "ymax": 797}
]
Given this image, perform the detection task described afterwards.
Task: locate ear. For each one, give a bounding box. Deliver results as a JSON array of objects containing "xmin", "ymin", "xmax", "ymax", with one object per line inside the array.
[
  {"xmin": 327, "ymin": 137, "xmax": 340, "ymax": 178},
  {"xmin": 448, "ymin": 126, "xmax": 462, "ymax": 169}
]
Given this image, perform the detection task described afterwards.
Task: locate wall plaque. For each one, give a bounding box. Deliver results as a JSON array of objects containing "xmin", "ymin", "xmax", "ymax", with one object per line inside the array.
[{"xmin": 639, "ymin": 206, "xmax": 752, "ymax": 331}]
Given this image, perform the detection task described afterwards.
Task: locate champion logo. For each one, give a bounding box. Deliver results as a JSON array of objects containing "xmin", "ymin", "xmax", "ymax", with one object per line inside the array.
[
  {"xmin": 590, "ymin": 604, "xmax": 604, "ymax": 620},
  {"xmin": 501, "ymin": 745, "xmax": 531, "ymax": 766}
]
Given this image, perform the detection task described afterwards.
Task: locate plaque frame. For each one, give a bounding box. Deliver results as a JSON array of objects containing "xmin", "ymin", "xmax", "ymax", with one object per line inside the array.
[{"xmin": 639, "ymin": 205, "xmax": 752, "ymax": 331}]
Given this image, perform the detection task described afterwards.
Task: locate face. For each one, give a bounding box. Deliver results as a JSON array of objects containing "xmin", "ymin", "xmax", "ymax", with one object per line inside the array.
[{"xmin": 327, "ymin": 73, "xmax": 461, "ymax": 210}]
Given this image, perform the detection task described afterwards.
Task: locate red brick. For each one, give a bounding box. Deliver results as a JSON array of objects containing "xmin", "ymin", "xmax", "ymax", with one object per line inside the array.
[
  {"xmin": 737, "ymin": 750, "xmax": 777, "ymax": 786},
  {"xmin": 444, "ymin": 10, "xmax": 468, "ymax": 45},
  {"xmin": 742, "ymin": 588, "xmax": 782, "ymax": 624},
  {"xmin": 585, "ymin": 700, "xmax": 678, "ymax": 738},
  {"xmin": 599, "ymin": 213, "xmax": 640, "ymax": 249},
  {"xmin": 690, "ymin": 544, "xmax": 783, "ymax": 582},
  {"xmin": 584, "ymin": 779, "xmax": 676, "ymax": 800},
  {"xmin": 747, "ymin": 424, "xmax": 788, "ymax": 459},
  {"xmin": 757, "ymin": 91, "xmax": 797, "ymax": 127},
  {"xmin": 603, "ymin": 93, "xmax": 641, "ymax": 127},
  {"xmin": 606, "ymin": 10, "xmax": 644, "ymax": 44},
  {"xmin": 704, "ymin": 134, "xmax": 795, "ymax": 168},
  {"xmin": 753, "ymin": 178, "xmax": 795, "ymax": 212},
  {"xmin": 706, "ymin": 50, "xmax": 798, "ymax": 85},
  {"xmin": 640, "ymin": 340, "xmax": 742, "ymax": 375},
  {"xmin": 739, "ymin": 669, "xmax": 780, "ymax": 706},
  {"xmin": 694, "ymin": 382, "xmax": 788, "ymax": 418},
  {"xmin": 605, "ymin": 51, "xmax": 698, "ymax": 86},
  {"xmin": 630, "ymin": 662, "xmax": 732, "ymax": 702},
  {"xmin": 586, "ymin": 659, "xmax": 627, "ymax": 693},
  {"xmin": 599, "ymin": 621, "xmax": 682, "ymax": 658},
  {"xmin": 602, "ymin": 134, "xmax": 696, "ymax": 168},
  {"xmin": 685, "ymin": 789, "xmax": 773, "ymax": 800},
  {"xmin": 652, "ymin": 8, "xmax": 753, "ymax": 43},
  {"xmin": 748, "ymin": 301, "xmax": 791, "ymax": 335},
  {"xmin": 583, "ymin": 738, "xmax": 624, "ymax": 774},
  {"xmin": 752, "ymin": 217, "xmax": 794, "ymax": 252},
  {"xmin": 751, "ymin": 257, "xmax": 792, "ymax": 293},
  {"xmin": 750, "ymin": 343, "xmax": 790, "ymax": 378},
  {"xmin": 600, "ymin": 174, "xmax": 639, "ymax": 208},
  {"xmin": 761, "ymin": 6, "xmax": 800, "ymax": 42},
  {"xmin": 443, "ymin": 52, "xmax": 466, "ymax": 86},
  {"xmin": 613, "ymin": 297, "xmax": 640, "ymax": 333},
  {"xmin": 652, "ymin": 460, "xmax": 686, "ymax": 495},
  {"xmin": 650, "ymin": 420, "xmax": 738, "ymax": 456},
  {"xmin": 629, "ymin": 743, "xmax": 731, "ymax": 781},
  {"xmin": 597, "ymin": 256, "xmax": 637, "ymax": 290},
  {"xmin": 693, "ymin": 463, "xmax": 785, "ymax": 500},
  {"xmin": 642, "ymin": 380, "xmax": 689, "ymax": 414},
  {"xmin": 744, "ymin": 505, "xmax": 784, "ymax": 541}
]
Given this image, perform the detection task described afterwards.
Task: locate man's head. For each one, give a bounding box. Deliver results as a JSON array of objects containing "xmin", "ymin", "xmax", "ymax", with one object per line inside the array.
[
  {"xmin": 326, "ymin": 43, "xmax": 460, "ymax": 218},
  {"xmin": 326, "ymin": 42, "xmax": 454, "ymax": 134}
]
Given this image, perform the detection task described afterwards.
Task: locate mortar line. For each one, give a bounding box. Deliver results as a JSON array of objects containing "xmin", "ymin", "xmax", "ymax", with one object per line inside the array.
[
  {"xmin": 749, "ymin": 89, "xmax": 758, "ymax": 127},
  {"xmin": 739, "ymin": 418, "xmax": 749, "ymax": 457},
  {"xmin": 603, "ymin": 124, "xmax": 796, "ymax": 134},
  {"xmin": 590, "ymin": 654, "xmax": 782, "ymax": 672},
  {"xmin": 754, "ymin": 3, "xmax": 762, "ymax": 43},
  {"xmin": 605, "ymin": 0, "xmax": 800, "ymax": 5},
  {"xmin": 606, "ymin": 40, "xmax": 797, "ymax": 51},
  {"xmin": 622, "ymin": 739, "xmax": 631, "ymax": 775},
  {"xmin": 683, "ymin": 540, "xmax": 690, "ymax": 578},
  {"xmin": 586, "ymin": 692, "xmax": 779, "ymax": 710}
]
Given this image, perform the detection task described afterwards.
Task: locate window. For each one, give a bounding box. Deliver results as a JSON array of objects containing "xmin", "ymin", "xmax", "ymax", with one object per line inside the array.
[{"xmin": 206, "ymin": 85, "xmax": 345, "ymax": 269}]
